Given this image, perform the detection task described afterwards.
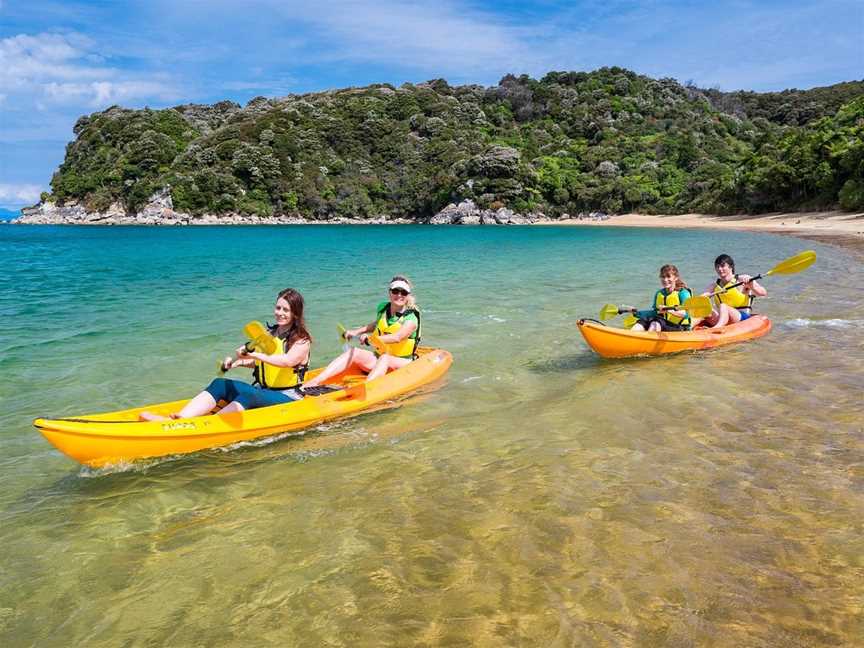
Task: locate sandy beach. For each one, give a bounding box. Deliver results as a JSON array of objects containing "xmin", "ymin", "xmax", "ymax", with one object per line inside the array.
[{"xmin": 561, "ymin": 210, "xmax": 864, "ymax": 253}]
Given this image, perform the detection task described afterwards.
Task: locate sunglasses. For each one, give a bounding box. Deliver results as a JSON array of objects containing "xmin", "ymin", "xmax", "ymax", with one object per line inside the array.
[{"xmin": 389, "ymin": 288, "xmax": 409, "ymax": 296}]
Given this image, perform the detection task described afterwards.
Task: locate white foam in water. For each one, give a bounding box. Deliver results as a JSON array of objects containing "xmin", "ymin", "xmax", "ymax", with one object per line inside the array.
[{"xmin": 786, "ymin": 318, "xmax": 864, "ymax": 329}]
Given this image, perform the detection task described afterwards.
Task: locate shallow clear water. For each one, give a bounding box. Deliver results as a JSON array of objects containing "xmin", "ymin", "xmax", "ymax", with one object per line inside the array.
[{"xmin": 1, "ymin": 225, "xmax": 861, "ymax": 646}]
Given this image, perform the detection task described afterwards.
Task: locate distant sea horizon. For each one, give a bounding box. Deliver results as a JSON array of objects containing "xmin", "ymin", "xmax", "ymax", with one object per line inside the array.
[{"xmin": 0, "ymin": 207, "xmax": 22, "ymax": 221}]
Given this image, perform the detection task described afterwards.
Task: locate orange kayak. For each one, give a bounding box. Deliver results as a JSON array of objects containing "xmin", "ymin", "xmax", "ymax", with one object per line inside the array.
[
  {"xmin": 577, "ymin": 315, "xmax": 772, "ymax": 358},
  {"xmin": 34, "ymin": 347, "xmax": 452, "ymax": 467}
]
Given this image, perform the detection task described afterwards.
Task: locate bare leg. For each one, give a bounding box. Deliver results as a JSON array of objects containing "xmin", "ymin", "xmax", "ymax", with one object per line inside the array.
[
  {"xmin": 139, "ymin": 411, "xmax": 170, "ymax": 422},
  {"xmin": 217, "ymin": 401, "xmax": 246, "ymax": 414},
  {"xmin": 366, "ymin": 355, "xmax": 412, "ymax": 382},
  {"xmin": 139, "ymin": 390, "xmax": 218, "ymax": 422},
  {"xmin": 630, "ymin": 322, "xmax": 646, "ymax": 331},
  {"xmin": 304, "ymin": 347, "xmax": 377, "ymax": 387},
  {"xmin": 648, "ymin": 321, "xmax": 662, "ymax": 332},
  {"xmin": 725, "ymin": 305, "xmax": 743, "ymax": 324},
  {"xmin": 704, "ymin": 309, "xmax": 721, "ymax": 328},
  {"xmin": 714, "ymin": 304, "xmax": 738, "ymax": 328},
  {"xmin": 175, "ymin": 391, "xmax": 219, "ymax": 418}
]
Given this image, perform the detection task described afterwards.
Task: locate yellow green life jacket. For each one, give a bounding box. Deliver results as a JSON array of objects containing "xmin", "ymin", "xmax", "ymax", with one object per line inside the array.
[
  {"xmin": 374, "ymin": 302, "xmax": 420, "ymax": 358},
  {"xmin": 654, "ymin": 289, "xmax": 691, "ymax": 326},
  {"xmin": 714, "ymin": 276, "xmax": 753, "ymax": 310},
  {"xmin": 253, "ymin": 329, "xmax": 309, "ymax": 389}
]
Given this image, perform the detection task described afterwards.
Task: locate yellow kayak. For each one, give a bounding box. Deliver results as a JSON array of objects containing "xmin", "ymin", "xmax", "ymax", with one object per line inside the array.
[{"xmin": 35, "ymin": 347, "xmax": 452, "ymax": 467}]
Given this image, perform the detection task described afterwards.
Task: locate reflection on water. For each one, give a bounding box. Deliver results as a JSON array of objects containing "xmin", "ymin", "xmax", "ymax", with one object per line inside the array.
[{"xmin": 1, "ymin": 226, "xmax": 862, "ymax": 646}]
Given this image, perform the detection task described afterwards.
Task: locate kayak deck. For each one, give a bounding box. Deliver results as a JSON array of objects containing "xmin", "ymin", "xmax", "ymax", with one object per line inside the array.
[
  {"xmin": 577, "ymin": 315, "xmax": 772, "ymax": 358},
  {"xmin": 35, "ymin": 347, "xmax": 452, "ymax": 467}
]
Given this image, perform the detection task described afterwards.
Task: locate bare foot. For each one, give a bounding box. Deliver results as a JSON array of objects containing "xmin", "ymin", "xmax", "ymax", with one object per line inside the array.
[{"xmin": 138, "ymin": 411, "xmax": 170, "ymax": 422}]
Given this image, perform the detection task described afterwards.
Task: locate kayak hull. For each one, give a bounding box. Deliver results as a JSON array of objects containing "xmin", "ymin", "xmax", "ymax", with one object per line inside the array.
[
  {"xmin": 577, "ymin": 316, "xmax": 771, "ymax": 359},
  {"xmin": 35, "ymin": 347, "xmax": 452, "ymax": 467}
]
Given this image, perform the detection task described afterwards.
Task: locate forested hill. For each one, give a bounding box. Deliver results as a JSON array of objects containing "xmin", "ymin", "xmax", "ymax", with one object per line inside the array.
[{"xmin": 46, "ymin": 68, "xmax": 864, "ymax": 220}]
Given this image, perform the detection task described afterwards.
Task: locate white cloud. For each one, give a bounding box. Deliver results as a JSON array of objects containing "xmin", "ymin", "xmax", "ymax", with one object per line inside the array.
[
  {"xmin": 43, "ymin": 80, "xmax": 179, "ymax": 106},
  {"xmin": 0, "ymin": 32, "xmax": 180, "ymax": 107},
  {"xmin": 0, "ymin": 183, "xmax": 44, "ymax": 205},
  {"xmin": 0, "ymin": 32, "xmax": 104, "ymax": 89}
]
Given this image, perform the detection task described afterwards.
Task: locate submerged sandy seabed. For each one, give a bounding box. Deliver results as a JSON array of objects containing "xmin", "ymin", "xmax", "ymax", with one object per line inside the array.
[{"xmin": 556, "ymin": 210, "xmax": 864, "ymax": 252}]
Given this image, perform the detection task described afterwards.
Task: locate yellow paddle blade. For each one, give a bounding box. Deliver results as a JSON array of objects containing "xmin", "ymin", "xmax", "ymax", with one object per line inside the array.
[
  {"xmin": 242, "ymin": 321, "xmax": 279, "ymax": 354},
  {"xmin": 682, "ymin": 296, "xmax": 713, "ymax": 318},
  {"xmin": 765, "ymin": 250, "xmax": 816, "ymax": 276},
  {"xmin": 599, "ymin": 303, "xmax": 620, "ymax": 320},
  {"xmin": 622, "ymin": 314, "xmax": 639, "ymax": 328},
  {"xmin": 244, "ymin": 320, "xmax": 267, "ymax": 340},
  {"xmin": 368, "ymin": 332, "xmax": 387, "ymax": 355},
  {"xmin": 337, "ymin": 323, "xmax": 347, "ymax": 339}
]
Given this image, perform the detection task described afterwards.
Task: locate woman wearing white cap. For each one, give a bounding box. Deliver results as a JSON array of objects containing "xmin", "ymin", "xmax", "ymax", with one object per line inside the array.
[{"xmin": 304, "ymin": 275, "xmax": 421, "ymax": 387}]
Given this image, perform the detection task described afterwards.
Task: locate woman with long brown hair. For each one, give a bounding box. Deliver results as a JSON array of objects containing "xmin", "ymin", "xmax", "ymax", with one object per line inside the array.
[{"xmin": 139, "ymin": 288, "xmax": 312, "ymax": 420}]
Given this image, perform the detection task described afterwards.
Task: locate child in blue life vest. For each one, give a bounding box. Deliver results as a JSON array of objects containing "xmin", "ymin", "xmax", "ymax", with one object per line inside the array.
[
  {"xmin": 304, "ymin": 275, "xmax": 421, "ymax": 388},
  {"xmin": 629, "ymin": 264, "xmax": 692, "ymax": 332}
]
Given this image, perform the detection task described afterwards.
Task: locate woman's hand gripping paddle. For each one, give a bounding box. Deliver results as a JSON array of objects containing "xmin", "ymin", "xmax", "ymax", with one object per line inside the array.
[
  {"xmin": 338, "ymin": 322, "xmax": 386, "ymax": 355},
  {"xmin": 243, "ymin": 321, "xmax": 279, "ymax": 354},
  {"xmin": 337, "ymin": 323, "xmax": 351, "ymax": 353},
  {"xmin": 332, "ymin": 323, "xmax": 368, "ymax": 400},
  {"xmin": 216, "ymin": 321, "xmax": 279, "ymax": 375}
]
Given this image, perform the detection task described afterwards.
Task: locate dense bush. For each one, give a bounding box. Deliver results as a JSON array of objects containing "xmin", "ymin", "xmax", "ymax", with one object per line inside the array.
[{"xmin": 47, "ymin": 69, "xmax": 864, "ymax": 218}]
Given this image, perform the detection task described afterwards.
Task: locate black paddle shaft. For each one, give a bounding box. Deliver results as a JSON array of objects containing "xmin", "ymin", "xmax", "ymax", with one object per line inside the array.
[{"xmin": 716, "ymin": 273, "xmax": 763, "ymax": 296}]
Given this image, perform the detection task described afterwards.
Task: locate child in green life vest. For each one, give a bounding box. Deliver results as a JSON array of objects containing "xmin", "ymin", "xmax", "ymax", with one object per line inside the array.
[
  {"xmin": 629, "ymin": 264, "xmax": 692, "ymax": 332},
  {"xmin": 304, "ymin": 275, "xmax": 421, "ymax": 387}
]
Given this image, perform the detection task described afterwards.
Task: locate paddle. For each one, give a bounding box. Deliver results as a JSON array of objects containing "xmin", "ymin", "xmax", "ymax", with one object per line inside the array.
[
  {"xmin": 216, "ymin": 321, "xmax": 281, "ymax": 375},
  {"xmin": 599, "ymin": 303, "xmax": 624, "ymax": 321},
  {"xmin": 337, "ymin": 322, "xmax": 387, "ymax": 354},
  {"xmin": 709, "ymin": 250, "xmax": 816, "ymax": 299},
  {"xmin": 243, "ymin": 321, "xmax": 279, "ymax": 354},
  {"xmin": 600, "ymin": 296, "xmax": 713, "ymax": 323},
  {"xmin": 337, "ymin": 323, "xmax": 351, "ymax": 353}
]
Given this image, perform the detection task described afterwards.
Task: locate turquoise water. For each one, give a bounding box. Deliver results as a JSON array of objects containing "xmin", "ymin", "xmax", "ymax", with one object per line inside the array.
[{"xmin": 1, "ymin": 225, "xmax": 862, "ymax": 646}]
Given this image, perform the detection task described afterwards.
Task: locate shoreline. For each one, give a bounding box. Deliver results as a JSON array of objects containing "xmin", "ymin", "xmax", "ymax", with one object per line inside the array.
[
  {"xmin": 555, "ymin": 210, "xmax": 864, "ymax": 254},
  {"xmin": 12, "ymin": 203, "xmax": 863, "ymax": 253}
]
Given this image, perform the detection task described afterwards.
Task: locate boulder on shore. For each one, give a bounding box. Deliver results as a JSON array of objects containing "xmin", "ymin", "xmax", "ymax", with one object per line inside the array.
[{"xmin": 427, "ymin": 199, "xmax": 555, "ymax": 225}]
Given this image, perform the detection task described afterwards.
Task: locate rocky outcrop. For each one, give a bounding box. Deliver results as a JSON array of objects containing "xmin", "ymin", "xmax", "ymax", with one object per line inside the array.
[
  {"xmin": 14, "ymin": 188, "xmax": 415, "ymax": 225},
  {"xmin": 467, "ymin": 146, "xmax": 521, "ymax": 179},
  {"xmin": 15, "ymin": 192, "xmax": 606, "ymax": 226},
  {"xmin": 16, "ymin": 187, "xmax": 192, "ymax": 225},
  {"xmin": 427, "ymin": 199, "xmax": 558, "ymax": 225}
]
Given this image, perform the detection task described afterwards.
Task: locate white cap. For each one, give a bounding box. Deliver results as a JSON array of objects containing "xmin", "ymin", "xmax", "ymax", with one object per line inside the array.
[{"xmin": 389, "ymin": 279, "xmax": 411, "ymax": 293}]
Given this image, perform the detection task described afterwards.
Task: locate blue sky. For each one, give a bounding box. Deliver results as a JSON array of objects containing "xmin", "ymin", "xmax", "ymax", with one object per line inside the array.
[{"xmin": 1, "ymin": 0, "xmax": 862, "ymax": 208}]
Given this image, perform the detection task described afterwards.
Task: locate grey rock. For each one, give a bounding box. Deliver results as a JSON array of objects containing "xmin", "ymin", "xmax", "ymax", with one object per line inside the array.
[
  {"xmin": 468, "ymin": 146, "xmax": 520, "ymax": 178},
  {"xmin": 596, "ymin": 160, "xmax": 620, "ymax": 177}
]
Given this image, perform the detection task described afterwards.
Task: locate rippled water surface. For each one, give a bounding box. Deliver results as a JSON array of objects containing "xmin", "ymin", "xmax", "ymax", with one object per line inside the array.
[{"xmin": 1, "ymin": 225, "xmax": 862, "ymax": 646}]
